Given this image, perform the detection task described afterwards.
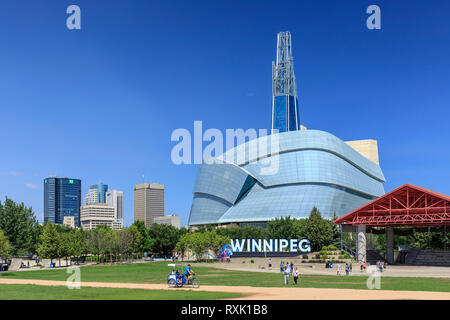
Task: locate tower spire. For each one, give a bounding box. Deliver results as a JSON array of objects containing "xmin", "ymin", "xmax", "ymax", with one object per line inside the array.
[{"xmin": 271, "ymin": 31, "xmax": 300, "ymax": 133}]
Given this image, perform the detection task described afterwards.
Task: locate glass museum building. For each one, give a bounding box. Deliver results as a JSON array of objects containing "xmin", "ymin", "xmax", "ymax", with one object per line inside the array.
[{"xmin": 188, "ymin": 32, "xmax": 386, "ymax": 227}]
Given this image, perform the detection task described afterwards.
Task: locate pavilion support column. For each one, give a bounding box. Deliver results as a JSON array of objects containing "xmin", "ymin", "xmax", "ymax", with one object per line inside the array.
[
  {"xmin": 357, "ymin": 225, "xmax": 367, "ymax": 263},
  {"xmin": 386, "ymin": 227, "xmax": 394, "ymax": 264}
]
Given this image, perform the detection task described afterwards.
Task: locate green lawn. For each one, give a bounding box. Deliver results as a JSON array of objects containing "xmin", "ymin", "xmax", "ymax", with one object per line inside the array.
[
  {"xmin": 0, "ymin": 284, "xmax": 242, "ymax": 300},
  {"xmin": 1, "ymin": 261, "xmax": 449, "ymax": 292}
]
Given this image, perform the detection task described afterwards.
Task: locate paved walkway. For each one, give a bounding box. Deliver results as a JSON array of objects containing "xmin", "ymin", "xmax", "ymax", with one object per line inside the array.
[
  {"xmin": 199, "ymin": 261, "xmax": 450, "ymax": 278},
  {"xmin": 1, "ymin": 278, "xmax": 449, "ymax": 300}
]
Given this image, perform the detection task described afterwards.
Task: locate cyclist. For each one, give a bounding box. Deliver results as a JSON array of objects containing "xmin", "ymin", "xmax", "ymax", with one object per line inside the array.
[{"xmin": 183, "ymin": 264, "xmax": 194, "ymax": 282}]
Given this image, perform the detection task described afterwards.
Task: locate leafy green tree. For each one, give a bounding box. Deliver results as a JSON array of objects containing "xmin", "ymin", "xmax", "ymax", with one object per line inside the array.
[
  {"xmin": 0, "ymin": 197, "xmax": 41, "ymax": 255},
  {"xmin": 0, "ymin": 229, "xmax": 11, "ymax": 261},
  {"xmin": 187, "ymin": 232, "xmax": 209, "ymax": 260},
  {"xmin": 37, "ymin": 223, "xmax": 61, "ymax": 264},
  {"xmin": 330, "ymin": 212, "xmax": 341, "ymax": 247},
  {"xmin": 129, "ymin": 221, "xmax": 151, "ymax": 257},
  {"xmin": 304, "ymin": 207, "xmax": 333, "ymax": 251},
  {"xmin": 267, "ymin": 216, "xmax": 297, "ymax": 239},
  {"xmin": 70, "ymin": 228, "xmax": 85, "ymax": 264},
  {"xmin": 175, "ymin": 234, "xmax": 188, "ymax": 255},
  {"xmin": 148, "ymin": 223, "xmax": 180, "ymax": 255}
]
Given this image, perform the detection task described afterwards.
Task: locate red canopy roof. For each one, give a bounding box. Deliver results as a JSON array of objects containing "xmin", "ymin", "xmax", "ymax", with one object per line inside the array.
[{"xmin": 334, "ymin": 184, "xmax": 450, "ymax": 227}]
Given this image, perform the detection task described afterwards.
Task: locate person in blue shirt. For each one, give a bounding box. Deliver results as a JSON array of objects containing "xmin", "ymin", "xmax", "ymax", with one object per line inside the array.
[{"xmin": 184, "ymin": 264, "xmax": 194, "ymax": 281}]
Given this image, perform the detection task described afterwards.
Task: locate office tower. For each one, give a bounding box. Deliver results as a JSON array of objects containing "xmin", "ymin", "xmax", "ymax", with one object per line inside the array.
[
  {"xmin": 271, "ymin": 31, "xmax": 300, "ymax": 133},
  {"xmin": 84, "ymin": 188, "xmax": 99, "ymax": 205},
  {"xmin": 44, "ymin": 177, "xmax": 81, "ymax": 227},
  {"xmin": 87, "ymin": 182, "xmax": 108, "ymax": 203},
  {"xmin": 106, "ymin": 190, "xmax": 124, "ymax": 220},
  {"xmin": 134, "ymin": 183, "xmax": 164, "ymax": 227},
  {"xmin": 154, "ymin": 215, "xmax": 181, "ymax": 229},
  {"xmin": 80, "ymin": 203, "xmax": 122, "ymax": 230}
]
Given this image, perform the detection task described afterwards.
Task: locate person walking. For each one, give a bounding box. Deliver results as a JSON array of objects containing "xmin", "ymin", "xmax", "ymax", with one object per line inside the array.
[
  {"xmin": 280, "ymin": 261, "xmax": 284, "ymax": 273},
  {"xmin": 283, "ymin": 265, "xmax": 290, "ymax": 285},
  {"xmin": 268, "ymin": 258, "xmax": 272, "ymax": 270},
  {"xmin": 290, "ymin": 261, "xmax": 294, "ymax": 274},
  {"xmin": 336, "ymin": 263, "xmax": 341, "ymax": 276},
  {"xmin": 293, "ymin": 267, "xmax": 299, "ymax": 285},
  {"xmin": 345, "ymin": 264, "xmax": 349, "ymax": 276}
]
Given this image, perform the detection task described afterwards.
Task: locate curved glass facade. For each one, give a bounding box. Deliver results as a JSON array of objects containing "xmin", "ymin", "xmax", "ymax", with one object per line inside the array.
[{"xmin": 188, "ymin": 130, "xmax": 385, "ymax": 226}]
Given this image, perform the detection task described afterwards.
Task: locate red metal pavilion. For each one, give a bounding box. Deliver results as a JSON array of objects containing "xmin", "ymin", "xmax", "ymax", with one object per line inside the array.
[{"xmin": 334, "ymin": 184, "xmax": 450, "ymax": 227}]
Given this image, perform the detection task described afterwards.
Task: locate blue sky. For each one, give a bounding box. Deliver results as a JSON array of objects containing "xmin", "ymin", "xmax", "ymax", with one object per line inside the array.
[{"xmin": 0, "ymin": 0, "xmax": 449, "ymax": 227}]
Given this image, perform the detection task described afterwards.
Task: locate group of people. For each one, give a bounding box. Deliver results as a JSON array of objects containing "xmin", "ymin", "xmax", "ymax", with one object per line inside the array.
[
  {"xmin": 336, "ymin": 263, "xmax": 352, "ymax": 276},
  {"xmin": 171, "ymin": 263, "xmax": 194, "ymax": 285},
  {"xmin": 274, "ymin": 260, "xmax": 299, "ymax": 285},
  {"xmin": 360, "ymin": 261, "xmax": 367, "ymax": 272},
  {"xmin": 376, "ymin": 260, "xmax": 387, "ymax": 272}
]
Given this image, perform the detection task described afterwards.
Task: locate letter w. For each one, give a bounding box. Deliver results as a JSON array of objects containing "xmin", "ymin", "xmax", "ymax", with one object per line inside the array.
[{"xmin": 230, "ymin": 239, "xmax": 245, "ymax": 252}]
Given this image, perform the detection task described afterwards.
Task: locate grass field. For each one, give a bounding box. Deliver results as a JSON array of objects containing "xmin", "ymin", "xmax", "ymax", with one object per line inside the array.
[
  {"xmin": 1, "ymin": 262, "xmax": 450, "ymax": 292},
  {"xmin": 0, "ymin": 284, "xmax": 242, "ymax": 300}
]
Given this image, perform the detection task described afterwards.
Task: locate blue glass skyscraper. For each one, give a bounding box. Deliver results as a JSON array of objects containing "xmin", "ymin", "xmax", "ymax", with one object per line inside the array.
[
  {"xmin": 44, "ymin": 177, "xmax": 81, "ymax": 227},
  {"xmin": 272, "ymin": 31, "xmax": 300, "ymax": 133},
  {"xmin": 89, "ymin": 182, "xmax": 108, "ymax": 203}
]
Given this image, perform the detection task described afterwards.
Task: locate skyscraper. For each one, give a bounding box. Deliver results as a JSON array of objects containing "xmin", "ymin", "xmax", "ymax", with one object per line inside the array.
[
  {"xmin": 134, "ymin": 183, "xmax": 164, "ymax": 227},
  {"xmin": 85, "ymin": 182, "xmax": 108, "ymax": 204},
  {"xmin": 106, "ymin": 190, "xmax": 124, "ymax": 220},
  {"xmin": 271, "ymin": 31, "xmax": 300, "ymax": 133},
  {"xmin": 44, "ymin": 177, "xmax": 81, "ymax": 227}
]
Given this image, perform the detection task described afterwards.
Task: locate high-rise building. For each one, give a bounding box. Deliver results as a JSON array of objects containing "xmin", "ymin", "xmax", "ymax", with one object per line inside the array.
[
  {"xmin": 84, "ymin": 188, "xmax": 99, "ymax": 205},
  {"xmin": 44, "ymin": 177, "xmax": 81, "ymax": 227},
  {"xmin": 134, "ymin": 183, "xmax": 164, "ymax": 227},
  {"xmin": 154, "ymin": 215, "xmax": 181, "ymax": 229},
  {"xmin": 106, "ymin": 190, "xmax": 124, "ymax": 220},
  {"xmin": 271, "ymin": 31, "xmax": 300, "ymax": 133},
  {"xmin": 80, "ymin": 203, "xmax": 122, "ymax": 230},
  {"xmin": 87, "ymin": 182, "xmax": 108, "ymax": 203}
]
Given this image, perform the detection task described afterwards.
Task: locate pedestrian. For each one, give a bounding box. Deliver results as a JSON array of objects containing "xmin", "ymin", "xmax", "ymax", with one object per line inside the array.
[
  {"xmin": 268, "ymin": 258, "xmax": 272, "ymax": 270},
  {"xmin": 280, "ymin": 261, "xmax": 284, "ymax": 272},
  {"xmin": 363, "ymin": 261, "xmax": 366, "ymax": 271},
  {"xmin": 293, "ymin": 267, "xmax": 299, "ymax": 285},
  {"xmin": 283, "ymin": 265, "xmax": 290, "ymax": 285},
  {"xmin": 349, "ymin": 263, "xmax": 352, "ymax": 272},
  {"xmin": 360, "ymin": 262, "xmax": 363, "ymax": 272},
  {"xmin": 337, "ymin": 263, "xmax": 341, "ymax": 276},
  {"xmin": 290, "ymin": 261, "xmax": 294, "ymax": 274},
  {"xmin": 345, "ymin": 264, "xmax": 349, "ymax": 276}
]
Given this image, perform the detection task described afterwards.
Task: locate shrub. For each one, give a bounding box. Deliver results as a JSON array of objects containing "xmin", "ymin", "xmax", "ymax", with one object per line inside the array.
[
  {"xmin": 242, "ymin": 261, "xmax": 246, "ymax": 263},
  {"xmin": 302, "ymin": 254, "xmax": 309, "ymax": 259},
  {"xmin": 250, "ymin": 259, "xmax": 254, "ymax": 264}
]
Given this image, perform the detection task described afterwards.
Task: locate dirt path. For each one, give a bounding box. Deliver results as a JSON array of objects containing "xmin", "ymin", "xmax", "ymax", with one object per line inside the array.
[{"xmin": 1, "ymin": 278, "xmax": 449, "ymax": 300}]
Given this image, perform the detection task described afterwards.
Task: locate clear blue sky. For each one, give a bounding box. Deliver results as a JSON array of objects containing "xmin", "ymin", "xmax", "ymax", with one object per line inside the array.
[{"xmin": 0, "ymin": 0, "xmax": 449, "ymax": 227}]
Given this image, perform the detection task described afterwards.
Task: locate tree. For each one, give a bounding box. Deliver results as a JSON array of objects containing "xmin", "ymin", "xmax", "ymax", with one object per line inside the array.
[
  {"xmin": 330, "ymin": 212, "xmax": 341, "ymax": 247},
  {"xmin": 187, "ymin": 232, "xmax": 209, "ymax": 260},
  {"xmin": 0, "ymin": 197, "xmax": 40, "ymax": 255},
  {"xmin": 148, "ymin": 223, "xmax": 180, "ymax": 256},
  {"xmin": 304, "ymin": 207, "xmax": 333, "ymax": 251},
  {"xmin": 70, "ymin": 228, "xmax": 85, "ymax": 264},
  {"xmin": 129, "ymin": 221, "xmax": 150, "ymax": 257},
  {"xmin": 175, "ymin": 234, "xmax": 188, "ymax": 255},
  {"xmin": 0, "ymin": 229, "xmax": 11, "ymax": 262},
  {"xmin": 37, "ymin": 223, "xmax": 61, "ymax": 264},
  {"xmin": 267, "ymin": 216, "xmax": 297, "ymax": 239}
]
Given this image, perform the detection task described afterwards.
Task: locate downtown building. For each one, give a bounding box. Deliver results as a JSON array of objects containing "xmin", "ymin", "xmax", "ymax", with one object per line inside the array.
[
  {"xmin": 44, "ymin": 177, "xmax": 82, "ymax": 227},
  {"xmin": 80, "ymin": 203, "xmax": 123, "ymax": 230},
  {"xmin": 188, "ymin": 31, "xmax": 386, "ymax": 227},
  {"xmin": 134, "ymin": 183, "xmax": 164, "ymax": 227},
  {"xmin": 84, "ymin": 182, "xmax": 108, "ymax": 205}
]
